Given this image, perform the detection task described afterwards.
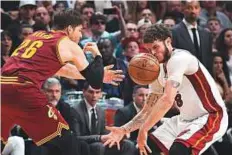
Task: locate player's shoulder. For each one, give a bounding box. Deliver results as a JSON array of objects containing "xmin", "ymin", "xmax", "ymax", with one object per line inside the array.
[{"xmin": 170, "ymin": 48, "xmax": 196, "ymax": 61}]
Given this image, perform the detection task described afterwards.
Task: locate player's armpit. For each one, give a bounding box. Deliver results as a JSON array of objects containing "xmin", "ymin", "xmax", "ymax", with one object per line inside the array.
[{"xmin": 122, "ymin": 93, "xmax": 162, "ymax": 133}]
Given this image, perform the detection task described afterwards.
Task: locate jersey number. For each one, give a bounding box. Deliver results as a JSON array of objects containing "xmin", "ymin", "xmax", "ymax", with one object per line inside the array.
[
  {"xmin": 175, "ymin": 93, "xmax": 183, "ymax": 107},
  {"xmin": 11, "ymin": 39, "xmax": 43, "ymax": 58}
]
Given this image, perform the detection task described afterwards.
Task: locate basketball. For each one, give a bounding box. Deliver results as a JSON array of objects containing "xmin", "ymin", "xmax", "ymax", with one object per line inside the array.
[{"xmin": 128, "ymin": 53, "xmax": 160, "ymax": 85}]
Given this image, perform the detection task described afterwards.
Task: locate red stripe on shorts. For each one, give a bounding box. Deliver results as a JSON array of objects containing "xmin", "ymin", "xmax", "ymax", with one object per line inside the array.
[{"xmin": 186, "ymin": 68, "xmax": 223, "ymax": 155}]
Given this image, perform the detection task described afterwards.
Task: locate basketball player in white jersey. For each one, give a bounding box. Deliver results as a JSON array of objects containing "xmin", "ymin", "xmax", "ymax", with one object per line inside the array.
[{"xmin": 103, "ymin": 24, "xmax": 228, "ymax": 155}]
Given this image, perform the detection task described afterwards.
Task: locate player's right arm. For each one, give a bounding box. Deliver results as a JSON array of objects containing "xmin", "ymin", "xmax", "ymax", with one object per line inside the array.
[{"xmin": 57, "ymin": 38, "xmax": 104, "ymax": 89}]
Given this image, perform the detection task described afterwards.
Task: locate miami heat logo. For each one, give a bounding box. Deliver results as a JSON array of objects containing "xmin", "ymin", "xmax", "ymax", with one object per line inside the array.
[{"xmin": 46, "ymin": 105, "xmax": 58, "ymax": 120}]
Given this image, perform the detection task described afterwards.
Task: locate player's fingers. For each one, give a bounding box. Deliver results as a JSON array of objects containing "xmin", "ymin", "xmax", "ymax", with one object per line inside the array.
[
  {"xmin": 103, "ymin": 139, "xmax": 111, "ymax": 146},
  {"xmin": 105, "ymin": 64, "xmax": 114, "ymax": 70},
  {"xmin": 145, "ymin": 144, "xmax": 152, "ymax": 153},
  {"xmin": 105, "ymin": 126, "xmax": 113, "ymax": 131},
  {"xmin": 109, "ymin": 140, "xmax": 116, "ymax": 148},
  {"xmin": 110, "ymin": 81, "xmax": 119, "ymax": 86},
  {"xmin": 115, "ymin": 70, "xmax": 123, "ymax": 74},
  {"xmin": 115, "ymin": 74, "xmax": 125, "ymax": 79},
  {"xmin": 116, "ymin": 141, "xmax": 120, "ymax": 150},
  {"xmin": 113, "ymin": 78, "xmax": 123, "ymax": 82}
]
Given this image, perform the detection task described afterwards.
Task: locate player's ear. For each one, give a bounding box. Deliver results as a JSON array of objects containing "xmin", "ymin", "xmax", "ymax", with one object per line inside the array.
[
  {"xmin": 165, "ymin": 37, "xmax": 172, "ymax": 46},
  {"xmin": 67, "ymin": 25, "xmax": 73, "ymax": 33}
]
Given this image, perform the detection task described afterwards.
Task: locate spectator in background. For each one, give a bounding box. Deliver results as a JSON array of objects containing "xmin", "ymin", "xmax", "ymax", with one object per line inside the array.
[
  {"xmin": 199, "ymin": 0, "xmax": 232, "ymax": 29},
  {"xmin": 19, "ymin": 0, "xmax": 36, "ymax": 25},
  {"xmin": 212, "ymin": 53, "xmax": 232, "ymax": 103},
  {"xmin": 114, "ymin": 85, "xmax": 162, "ymax": 155},
  {"xmin": 114, "ymin": 85, "xmax": 149, "ymax": 142},
  {"xmin": 35, "ymin": 6, "xmax": 51, "ymax": 31},
  {"xmin": 206, "ymin": 17, "xmax": 222, "ymax": 51},
  {"xmin": 162, "ymin": 16, "xmax": 176, "ymax": 29},
  {"xmin": 53, "ymin": 1, "xmax": 67, "ymax": 13},
  {"xmin": 137, "ymin": 18, "xmax": 152, "ymax": 43},
  {"xmin": 139, "ymin": 8, "xmax": 156, "ymax": 24},
  {"xmin": 8, "ymin": 8, "xmax": 19, "ymax": 21},
  {"xmin": 20, "ymin": 24, "xmax": 34, "ymax": 40},
  {"xmin": 97, "ymin": 38, "xmax": 129, "ymax": 100},
  {"xmin": 127, "ymin": 0, "xmax": 154, "ymax": 23},
  {"xmin": 223, "ymin": 1, "xmax": 232, "ymax": 22},
  {"xmin": 216, "ymin": 28, "xmax": 232, "ymax": 85},
  {"xmin": 40, "ymin": 1, "xmax": 54, "ymax": 17},
  {"xmin": 74, "ymin": 0, "xmax": 87, "ymax": 11},
  {"xmin": 121, "ymin": 37, "xmax": 140, "ymax": 64},
  {"xmin": 80, "ymin": 8, "xmax": 126, "ymax": 48},
  {"xmin": 115, "ymin": 22, "xmax": 138, "ymax": 59},
  {"xmin": 80, "ymin": 3, "xmax": 95, "ymax": 39},
  {"xmin": 42, "ymin": 78, "xmax": 76, "ymax": 131},
  {"xmin": 42, "ymin": 77, "xmax": 90, "ymax": 155},
  {"xmin": 72, "ymin": 82, "xmax": 136, "ymax": 155},
  {"xmin": 172, "ymin": 0, "xmax": 213, "ymax": 75},
  {"xmin": 165, "ymin": 0, "xmax": 183, "ymax": 24},
  {"xmin": 1, "ymin": 31, "xmax": 13, "ymax": 67}
]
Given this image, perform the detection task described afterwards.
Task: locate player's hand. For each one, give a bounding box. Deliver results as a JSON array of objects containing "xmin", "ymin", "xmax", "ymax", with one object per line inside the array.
[
  {"xmin": 103, "ymin": 65, "xmax": 125, "ymax": 86},
  {"xmin": 137, "ymin": 128, "xmax": 152, "ymax": 155},
  {"xmin": 103, "ymin": 126, "xmax": 126, "ymax": 150},
  {"xmin": 83, "ymin": 42, "xmax": 101, "ymax": 57}
]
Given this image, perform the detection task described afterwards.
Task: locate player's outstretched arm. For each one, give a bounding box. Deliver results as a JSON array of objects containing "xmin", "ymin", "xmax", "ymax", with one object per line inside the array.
[
  {"xmin": 56, "ymin": 39, "xmax": 124, "ymax": 86},
  {"xmin": 103, "ymin": 93, "xmax": 162, "ymax": 149},
  {"xmin": 137, "ymin": 80, "xmax": 178, "ymax": 155},
  {"xmin": 56, "ymin": 63, "xmax": 125, "ymax": 86}
]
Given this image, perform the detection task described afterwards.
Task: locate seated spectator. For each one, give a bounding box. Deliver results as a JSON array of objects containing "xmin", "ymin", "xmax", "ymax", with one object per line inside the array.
[
  {"xmin": 35, "ymin": 6, "xmax": 51, "ymax": 31},
  {"xmin": 2, "ymin": 136, "xmax": 25, "ymax": 155},
  {"xmin": 223, "ymin": 1, "xmax": 232, "ymax": 22},
  {"xmin": 114, "ymin": 85, "xmax": 161, "ymax": 155},
  {"xmin": 212, "ymin": 53, "xmax": 232, "ymax": 103},
  {"xmin": 121, "ymin": 37, "xmax": 140, "ymax": 64},
  {"xmin": 139, "ymin": 8, "xmax": 156, "ymax": 24},
  {"xmin": 20, "ymin": 24, "xmax": 34, "ymax": 40},
  {"xmin": 215, "ymin": 28, "xmax": 232, "ymax": 85},
  {"xmin": 199, "ymin": 0, "xmax": 232, "ymax": 28},
  {"xmin": 53, "ymin": 1, "xmax": 67, "ymax": 13},
  {"xmin": 42, "ymin": 77, "xmax": 77, "ymax": 131},
  {"xmin": 162, "ymin": 16, "xmax": 176, "ymax": 29},
  {"xmin": 80, "ymin": 10, "xmax": 126, "ymax": 48},
  {"xmin": 115, "ymin": 22, "xmax": 138, "ymax": 58},
  {"xmin": 137, "ymin": 18, "xmax": 152, "ymax": 43},
  {"xmin": 19, "ymin": 0, "xmax": 37, "ymax": 25},
  {"xmin": 79, "ymin": 3, "xmax": 95, "ymax": 39},
  {"xmin": 1, "ymin": 31, "xmax": 13, "ymax": 66},
  {"xmin": 72, "ymin": 82, "xmax": 136, "ymax": 155},
  {"xmin": 97, "ymin": 38, "xmax": 129, "ymax": 99},
  {"xmin": 206, "ymin": 17, "xmax": 222, "ymax": 51},
  {"xmin": 165, "ymin": 0, "xmax": 184, "ymax": 24},
  {"xmin": 41, "ymin": 77, "xmax": 90, "ymax": 155}
]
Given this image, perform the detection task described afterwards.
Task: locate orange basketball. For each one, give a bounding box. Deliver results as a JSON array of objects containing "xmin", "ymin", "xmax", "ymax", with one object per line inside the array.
[{"xmin": 128, "ymin": 53, "xmax": 160, "ymax": 85}]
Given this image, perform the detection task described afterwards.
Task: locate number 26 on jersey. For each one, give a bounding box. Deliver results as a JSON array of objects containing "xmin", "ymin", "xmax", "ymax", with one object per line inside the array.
[{"xmin": 11, "ymin": 39, "xmax": 43, "ymax": 59}]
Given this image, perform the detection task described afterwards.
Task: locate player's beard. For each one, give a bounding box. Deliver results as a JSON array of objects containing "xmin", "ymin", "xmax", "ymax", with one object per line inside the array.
[{"xmin": 161, "ymin": 41, "xmax": 171, "ymax": 63}]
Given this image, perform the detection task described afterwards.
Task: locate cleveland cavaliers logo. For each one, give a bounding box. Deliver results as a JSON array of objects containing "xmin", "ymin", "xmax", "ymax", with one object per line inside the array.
[{"xmin": 46, "ymin": 105, "xmax": 58, "ymax": 120}]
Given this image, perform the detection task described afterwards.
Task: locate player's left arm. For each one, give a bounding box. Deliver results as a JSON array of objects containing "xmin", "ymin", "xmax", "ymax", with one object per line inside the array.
[{"xmin": 140, "ymin": 80, "xmax": 179, "ymax": 132}]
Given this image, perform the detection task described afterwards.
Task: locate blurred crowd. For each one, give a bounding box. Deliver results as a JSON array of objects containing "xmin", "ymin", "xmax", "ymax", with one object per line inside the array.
[{"xmin": 1, "ymin": 0, "xmax": 232, "ymax": 155}]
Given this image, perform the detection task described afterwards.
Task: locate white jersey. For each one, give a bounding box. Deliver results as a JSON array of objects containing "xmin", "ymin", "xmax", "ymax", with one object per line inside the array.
[{"xmin": 149, "ymin": 49, "xmax": 227, "ymax": 121}]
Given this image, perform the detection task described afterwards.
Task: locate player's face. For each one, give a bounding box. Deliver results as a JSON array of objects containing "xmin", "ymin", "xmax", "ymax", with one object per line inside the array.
[
  {"xmin": 143, "ymin": 39, "xmax": 171, "ymax": 63},
  {"xmin": 67, "ymin": 25, "xmax": 83, "ymax": 43}
]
